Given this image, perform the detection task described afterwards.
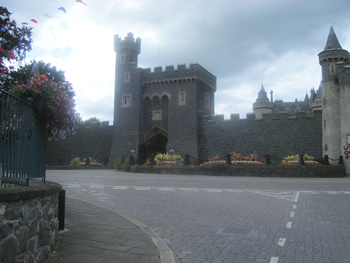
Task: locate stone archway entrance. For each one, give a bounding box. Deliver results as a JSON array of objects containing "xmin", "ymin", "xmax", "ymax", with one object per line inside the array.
[{"xmin": 139, "ymin": 127, "xmax": 168, "ymax": 163}]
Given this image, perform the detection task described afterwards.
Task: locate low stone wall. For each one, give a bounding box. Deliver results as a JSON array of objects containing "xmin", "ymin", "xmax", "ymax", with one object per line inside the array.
[
  {"xmin": 0, "ymin": 180, "xmax": 62, "ymax": 263},
  {"xmin": 131, "ymin": 165, "xmax": 346, "ymax": 177}
]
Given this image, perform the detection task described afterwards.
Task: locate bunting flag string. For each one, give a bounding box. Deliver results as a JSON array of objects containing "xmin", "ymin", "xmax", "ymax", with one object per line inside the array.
[
  {"xmin": 76, "ymin": 0, "xmax": 87, "ymax": 6},
  {"xmin": 58, "ymin": 7, "xmax": 67, "ymax": 14},
  {"xmin": 20, "ymin": 1, "xmax": 87, "ymax": 26}
]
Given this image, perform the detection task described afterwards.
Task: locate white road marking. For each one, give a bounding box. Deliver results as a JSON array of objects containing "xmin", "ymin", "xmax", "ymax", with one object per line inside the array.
[
  {"xmin": 292, "ymin": 191, "xmax": 300, "ymax": 202},
  {"xmin": 112, "ymin": 186, "xmax": 128, "ymax": 190},
  {"xmin": 341, "ymin": 191, "xmax": 350, "ymax": 194},
  {"xmin": 290, "ymin": 212, "xmax": 295, "ymax": 217},
  {"xmin": 90, "ymin": 185, "xmax": 104, "ymax": 189},
  {"xmin": 135, "ymin": 187, "xmax": 150, "ymax": 191},
  {"xmin": 205, "ymin": 189, "xmax": 222, "ymax": 192},
  {"xmin": 286, "ymin": 222, "xmax": 292, "ymax": 228},
  {"xmin": 181, "ymin": 188, "xmax": 198, "ymax": 192},
  {"xmin": 225, "ymin": 190, "xmax": 243, "ymax": 193},
  {"xmin": 327, "ymin": 191, "xmax": 340, "ymax": 194},
  {"xmin": 159, "ymin": 188, "xmax": 175, "ymax": 191},
  {"xmin": 270, "ymin": 257, "xmax": 279, "ymax": 263},
  {"xmin": 66, "ymin": 184, "xmax": 80, "ymax": 188},
  {"xmin": 278, "ymin": 238, "xmax": 286, "ymax": 246},
  {"xmin": 248, "ymin": 190, "xmax": 295, "ymax": 201},
  {"xmin": 292, "ymin": 205, "xmax": 297, "ymax": 209}
]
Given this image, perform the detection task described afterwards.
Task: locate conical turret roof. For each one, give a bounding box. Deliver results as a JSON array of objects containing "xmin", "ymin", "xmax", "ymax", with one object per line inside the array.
[
  {"xmin": 324, "ymin": 26, "xmax": 343, "ymax": 50},
  {"xmin": 256, "ymin": 84, "xmax": 269, "ymax": 101}
]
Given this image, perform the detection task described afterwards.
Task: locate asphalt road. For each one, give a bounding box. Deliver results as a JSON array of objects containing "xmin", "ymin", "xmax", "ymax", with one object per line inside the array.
[{"xmin": 47, "ymin": 170, "xmax": 350, "ymax": 263}]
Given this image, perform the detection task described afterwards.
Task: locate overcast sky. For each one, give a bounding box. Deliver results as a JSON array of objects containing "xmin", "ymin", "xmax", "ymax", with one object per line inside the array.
[{"xmin": 2, "ymin": 0, "xmax": 350, "ymax": 123}]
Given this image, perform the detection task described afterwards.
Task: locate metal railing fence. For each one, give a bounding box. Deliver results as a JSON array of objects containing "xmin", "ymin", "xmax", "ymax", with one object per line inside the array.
[{"xmin": 1, "ymin": 89, "xmax": 46, "ymax": 184}]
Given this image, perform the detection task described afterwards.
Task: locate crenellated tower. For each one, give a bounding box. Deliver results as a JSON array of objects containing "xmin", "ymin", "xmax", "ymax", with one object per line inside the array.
[
  {"xmin": 109, "ymin": 33, "xmax": 142, "ymax": 165},
  {"xmin": 318, "ymin": 26, "xmax": 350, "ymax": 172}
]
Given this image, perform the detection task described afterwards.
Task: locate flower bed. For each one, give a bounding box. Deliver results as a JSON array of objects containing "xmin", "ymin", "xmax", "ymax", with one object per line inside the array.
[
  {"xmin": 129, "ymin": 164, "xmax": 345, "ymax": 177},
  {"xmin": 201, "ymin": 161, "xmax": 264, "ymax": 166},
  {"xmin": 281, "ymin": 161, "xmax": 321, "ymax": 166}
]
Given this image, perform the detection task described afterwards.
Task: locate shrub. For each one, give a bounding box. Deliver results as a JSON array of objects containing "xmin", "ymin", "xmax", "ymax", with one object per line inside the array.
[
  {"xmin": 122, "ymin": 157, "xmax": 131, "ymax": 171},
  {"xmin": 82, "ymin": 157, "xmax": 98, "ymax": 164},
  {"xmin": 155, "ymin": 153, "xmax": 181, "ymax": 163},
  {"xmin": 282, "ymin": 153, "xmax": 315, "ymax": 163},
  {"xmin": 211, "ymin": 162, "xmax": 229, "ymax": 171},
  {"xmin": 281, "ymin": 153, "xmax": 321, "ymax": 165},
  {"xmin": 130, "ymin": 165, "xmax": 143, "ymax": 173},
  {"xmin": 114, "ymin": 158, "xmax": 123, "ymax": 170},
  {"xmin": 70, "ymin": 157, "xmax": 81, "ymax": 164}
]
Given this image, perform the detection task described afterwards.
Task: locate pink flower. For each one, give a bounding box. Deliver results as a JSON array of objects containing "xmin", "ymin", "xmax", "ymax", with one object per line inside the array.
[{"xmin": 7, "ymin": 51, "xmax": 16, "ymax": 60}]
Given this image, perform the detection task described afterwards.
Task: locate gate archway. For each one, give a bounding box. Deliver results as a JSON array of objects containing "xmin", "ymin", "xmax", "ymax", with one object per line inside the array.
[{"xmin": 139, "ymin": 127, "xmax": 168, "ymax": 163}]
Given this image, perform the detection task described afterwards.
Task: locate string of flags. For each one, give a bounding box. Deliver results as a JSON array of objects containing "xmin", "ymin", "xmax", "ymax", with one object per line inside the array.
[{"xmin": 21, "ymin": 0, "xmax": 87, "ymax": 26}]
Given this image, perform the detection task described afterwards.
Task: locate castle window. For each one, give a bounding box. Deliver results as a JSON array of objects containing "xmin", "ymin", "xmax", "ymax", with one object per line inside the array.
[
  {"xmin": 120, "ymin": 54, "xmax": 126, "ymax": 64},
  {"xmin": 329, "ymin": 63, "xmax": 336, "ymax": 75},
  {"xmin": 152, "ymin": 110, "xmax": 162, "ymax": 120},
  {"xmin": 122, "ymin": 94, "xmax": 131, "ymax": 107},
  {"xmin": 124, "ymin": 72, "xmax": 130, "ymax": 83},
  {"xmin": 178, "ymin": 91, "xmax": 186, "ymax": 105},
  {"xmin": 205, "ymin": 92, "xmax": 210, "ymax": 110}
]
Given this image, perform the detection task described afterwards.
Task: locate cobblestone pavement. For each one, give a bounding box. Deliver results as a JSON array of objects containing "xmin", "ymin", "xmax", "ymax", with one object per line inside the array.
[{"xmin": 47, "ymin": 170, "xmax": 350, "ymax": 263}]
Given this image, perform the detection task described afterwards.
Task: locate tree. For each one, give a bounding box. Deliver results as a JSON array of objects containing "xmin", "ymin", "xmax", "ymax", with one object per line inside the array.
[
  {"xmin": 0, "ymin": 6, "xmax": 33, "ymax": 87},
  {"xmin": 84, "ymin": 116, "xmax": 101, "ymax": 124},
  {"xmin": 0, "ymin": 7, "xmax": 32, "ymax": 61}
]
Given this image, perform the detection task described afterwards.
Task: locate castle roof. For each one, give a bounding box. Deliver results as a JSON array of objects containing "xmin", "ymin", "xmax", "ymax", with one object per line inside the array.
[
  {"xmin": 256, "ymin": 84, "xmax": 269, "ymax": 101},
  {"xmin": 324, "ymin": 26, "xmax": 343, "ymax": 50}
]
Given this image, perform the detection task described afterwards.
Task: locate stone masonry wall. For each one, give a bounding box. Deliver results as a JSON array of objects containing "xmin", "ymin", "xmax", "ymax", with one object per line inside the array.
[
  {"xmin": 46, "ymin": 121, "xmax": 113, "ymax": 166},
  {"xmin": 0, "ymin": 180, "xmax": 62, "ymax": 263},
  {"xmin": 199, "ymin": 111, "xmax": 322, "ymax": 164}
]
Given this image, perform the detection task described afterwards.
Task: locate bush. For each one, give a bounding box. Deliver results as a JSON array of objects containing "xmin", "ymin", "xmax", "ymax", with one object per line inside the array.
[
  {"xmin": 282, "ymin": 153, "xmax": 315, "ymax": 163},
  {"xmin": 130, "ymin": 165, "xmax": 143, "ymax": 173},
  {"xmin": 70, "ymin": 157, "xmax": 81, "ymax": 164},
  {"xmin": 114, "ymin": 158, "xmax": 123, "ymax": 170},
  {"xmin": 122, "ymin": 157, "xmax": 131, "ymax": 171},
  {"xmin": 211, "ymin": 162, "xmax": 229, "ymax": 171},
  {"xmin": 155, "ymin": 153, "xmax": 181, "ymax": 163},
  {"xmin": 82, "ymin": 157, "xmax": 98, "ymax": 164}
]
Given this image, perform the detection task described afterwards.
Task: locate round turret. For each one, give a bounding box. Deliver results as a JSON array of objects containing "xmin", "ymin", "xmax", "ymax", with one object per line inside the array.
[
  {"xmin": 319, "ymin": 27, "xmax": 350, "ymax": 171},
  {"xmin": 253, "ymin": 84, "xmax": 273, "ymax": 120}
]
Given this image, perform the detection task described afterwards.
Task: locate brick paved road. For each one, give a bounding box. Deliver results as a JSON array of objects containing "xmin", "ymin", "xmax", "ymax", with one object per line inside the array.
[{"xmin": 47, "ymin": 170, "xmax": 350, "ymax": 263}]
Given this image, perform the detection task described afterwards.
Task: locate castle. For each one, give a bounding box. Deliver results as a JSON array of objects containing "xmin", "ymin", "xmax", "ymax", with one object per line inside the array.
[{"xmin": 46, "ymin": 27, "xmax": 350, "ymax": 173}]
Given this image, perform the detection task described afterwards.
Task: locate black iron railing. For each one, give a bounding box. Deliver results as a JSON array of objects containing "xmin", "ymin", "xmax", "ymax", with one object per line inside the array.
[{"xmin": 0, "ymin": 89, "xmax": 46, "ymax": 184}]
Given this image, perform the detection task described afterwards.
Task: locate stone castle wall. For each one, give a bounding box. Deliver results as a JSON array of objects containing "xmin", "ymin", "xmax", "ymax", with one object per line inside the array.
[
  {"xmin": 198, "ymin": 111, "xmax": 322, "ymax": 164},
  {"xmin": 46, "ymin": 112, "xmax": 322, "ymax": 166},
  {"xmin": 46, "ymin": 121, "xmax": 113, "ymax": 166}
]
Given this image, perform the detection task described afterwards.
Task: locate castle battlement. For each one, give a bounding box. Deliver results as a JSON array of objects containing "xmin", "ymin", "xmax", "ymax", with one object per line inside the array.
[
  {"xmin": 75, "ymin": 121, "xmax": 111, "ymax": 129},
  {"xmin": 114, "ymin": 32, "xmax": 141, "ymax": 54},
  {"xmin": 203, "ymin": 111, "xmax": 320, "ymax": 123},
  {"xmin": 142, "ymin": 63, "xmax": 216, "ymax": 89}
]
